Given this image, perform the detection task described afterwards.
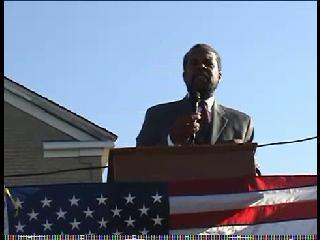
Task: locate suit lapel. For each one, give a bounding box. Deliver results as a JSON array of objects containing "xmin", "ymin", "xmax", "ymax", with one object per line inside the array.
[
  {"xmin": 178, "ymin": 97, "xmax": 193, "ymax": 115},
  {"xmin": 210, "ymin": 102, "xmax": 228, "ymax": 144}
]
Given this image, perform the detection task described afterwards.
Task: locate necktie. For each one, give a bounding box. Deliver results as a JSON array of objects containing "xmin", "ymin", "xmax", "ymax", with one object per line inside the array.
[
  {"xmin": 196, "ymin": 101, "xmax": 211, "ymax": 144},
  {"xmin": 199, "ymin": 100, "xmax": 211, "ymax": 124}
]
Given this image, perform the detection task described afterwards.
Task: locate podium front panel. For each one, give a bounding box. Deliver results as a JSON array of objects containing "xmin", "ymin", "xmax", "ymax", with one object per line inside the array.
[{"xmin": 108, "ymin": 143, "xmax": 256, "ymax": 182}]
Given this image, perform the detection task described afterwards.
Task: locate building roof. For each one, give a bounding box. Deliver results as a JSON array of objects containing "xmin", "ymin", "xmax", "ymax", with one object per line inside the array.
[{"xmin": 4, "ymin": 76, "xmax": 117, "ymax": 142}]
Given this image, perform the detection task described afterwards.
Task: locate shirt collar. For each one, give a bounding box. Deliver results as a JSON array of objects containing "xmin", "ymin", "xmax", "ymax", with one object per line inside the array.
[{"xmin": 204, "ymin": 96, "xmax": 215, "ymax": 112}]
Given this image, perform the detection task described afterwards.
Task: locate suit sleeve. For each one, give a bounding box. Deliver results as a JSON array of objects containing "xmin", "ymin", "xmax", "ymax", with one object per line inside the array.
[
  {"xmin": 243, "ymin": 117, "xmax": 260, "ymax": 174},
  {"xmin": 136, "ymin": 108, "xmax": 162, "ymax": 147},
  {"xmin": 243, "ymin": 117, "xmax": 254, "ymax": 143}
]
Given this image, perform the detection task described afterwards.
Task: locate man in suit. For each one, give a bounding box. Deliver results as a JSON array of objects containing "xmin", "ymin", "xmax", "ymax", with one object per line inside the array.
[{"xmin": 136, "ymin": 43, "xmax": 254, "ymax": 147}]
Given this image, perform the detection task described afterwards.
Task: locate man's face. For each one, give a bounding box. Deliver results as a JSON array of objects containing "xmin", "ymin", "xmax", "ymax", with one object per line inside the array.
[{"xmin": 183, "ymin": 48, "xmax": 221, "ymax": 99}]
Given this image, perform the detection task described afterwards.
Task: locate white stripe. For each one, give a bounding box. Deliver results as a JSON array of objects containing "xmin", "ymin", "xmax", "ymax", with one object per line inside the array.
[
  {"xmin": 170, "ymin": 186, "xmax": 317, "ymax": 214},
  {"xmin": 170, "ymin": 218, "xmax": 317, "ymax": 235},
  {"xmin": 4, "ymin": 196, "xmax": 9, "ymax": 235}
]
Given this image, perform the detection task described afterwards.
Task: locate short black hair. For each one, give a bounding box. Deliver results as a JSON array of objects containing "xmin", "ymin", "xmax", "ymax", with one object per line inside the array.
[{"xmin": 183, "ymin": 43, "xmax": 222, "ymax": 72}]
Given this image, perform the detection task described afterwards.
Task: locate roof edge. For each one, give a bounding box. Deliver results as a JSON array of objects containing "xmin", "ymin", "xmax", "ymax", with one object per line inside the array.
[{"xmin": 4, "ymin": 76, "xmax": 118, "ymax": 142}]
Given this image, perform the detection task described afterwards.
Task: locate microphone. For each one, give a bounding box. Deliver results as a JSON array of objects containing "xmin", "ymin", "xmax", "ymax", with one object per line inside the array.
[
  {"xmin": 190, "ymin": 91, "xmax": 200, "ymax": 112},
  {"xmin": 189, "ymin": 91, "xmax": 200, "ymax": 144}
]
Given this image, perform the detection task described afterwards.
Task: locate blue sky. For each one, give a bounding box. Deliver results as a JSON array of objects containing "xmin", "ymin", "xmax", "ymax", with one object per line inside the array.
[{"xmin": 4, "ymin": 1, "xmax": 317, "ymax": 175}]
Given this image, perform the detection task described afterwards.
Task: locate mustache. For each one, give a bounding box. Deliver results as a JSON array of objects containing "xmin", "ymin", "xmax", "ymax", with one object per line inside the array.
[{"xmin": 193, "ymin": 71, "xmax": 211, "ymax": 81}]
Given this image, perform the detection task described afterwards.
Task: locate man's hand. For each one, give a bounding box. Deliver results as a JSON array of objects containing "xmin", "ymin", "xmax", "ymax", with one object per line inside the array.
[{"xmin": 169, "ymin": 113, "xmax": 201, "ymax": 145}]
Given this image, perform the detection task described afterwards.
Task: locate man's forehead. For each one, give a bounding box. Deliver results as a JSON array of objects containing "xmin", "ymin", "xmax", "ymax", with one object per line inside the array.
[{"xmin": 189, "ymin": 48, "xmax": 217, "ymax": 59}]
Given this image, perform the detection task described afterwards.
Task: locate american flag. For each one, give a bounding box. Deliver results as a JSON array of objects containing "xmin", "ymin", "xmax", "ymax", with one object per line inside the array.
[{"xmin": 4, "ymin": 175, "xmax": 317, "ymax": 235}]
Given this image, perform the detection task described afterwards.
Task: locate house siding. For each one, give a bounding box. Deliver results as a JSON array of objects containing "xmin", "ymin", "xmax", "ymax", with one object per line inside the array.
[{"xmin": 4, "ymin": 102, "xmax": 103, "ymax": 186}]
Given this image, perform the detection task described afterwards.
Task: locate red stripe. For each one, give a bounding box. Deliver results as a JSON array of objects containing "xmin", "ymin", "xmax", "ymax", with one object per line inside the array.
[
  {"xmin": 169, "ymin": 175, "xmax": 317, "ymax": 195},
  {"xmin": 170, "ymin": 200, "xmax": 317, "ymax": 229}
]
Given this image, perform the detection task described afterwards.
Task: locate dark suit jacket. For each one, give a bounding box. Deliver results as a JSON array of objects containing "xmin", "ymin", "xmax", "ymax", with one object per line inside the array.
[{"xmin": 136, "ymin": 98, "xmax": 254, "ymax": 146}]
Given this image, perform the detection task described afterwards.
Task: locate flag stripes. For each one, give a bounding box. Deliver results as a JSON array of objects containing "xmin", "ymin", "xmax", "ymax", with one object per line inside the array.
[
  {"xmin": 169, "ymin": 175, "xmax": 317, "ymax": 196},
  {"xmin": 170, "ymin": 200, "xmax": 316, "ymax": 229}
]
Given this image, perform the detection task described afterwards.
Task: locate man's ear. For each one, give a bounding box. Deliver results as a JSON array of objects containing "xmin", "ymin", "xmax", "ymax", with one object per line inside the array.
[{"xmin": 218, "ymin": 71, "xmax": 222, "ymax": 81}]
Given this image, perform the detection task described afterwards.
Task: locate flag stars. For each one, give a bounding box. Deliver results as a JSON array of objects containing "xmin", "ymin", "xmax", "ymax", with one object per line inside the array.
[
  {"xmin": 113, "ymin": 229, "xmax": 122, "ymax": 235},
  {"xmin": 124, "ymin": 192, "xmax": 136, "ymax": 204},
  {"xmin": 110, "ymin": 205, "xmax": 122, "ymax": 218},
  {"xmin": 152, "ymin": 192, "xmax": 162, "ymax": 203},
  {"xmin": 56, "ymin": 208, "xmax": 67, "ymax": 220},
  {"xmin": 27, "ymin": 209, "xmax": 39, "ymax": 221},
  {"xmin": 15, "ymin": 220, "xmax": 25, "ymax": 233},
  {"xmin": 9, "ymin": 190, "xmax": 169, "ymax": 234},
  {"xmin": 14, "ymin": 198, "xmax": 24, "ymax": 210},
  {"xmin": 140, "ymin": 228, "xmax": 149, "ymax": 235},
  {"xmin": 83, "ymin": 206, "xmax": 94, "ymax": 218},
  {"xmin": 138, "ymin": 204, "xmax": 150, "ymax": 216},
  {"xmin": 98, "ymin": 217, "xmax": 108, "ymax": 229},
  {"xmin": 152, "ymin": 214, "xmax": 164, "ymax": 226},
  {"xmin": 124, "ymin": 216, "xmax": 136, "ymax": 227},
  {"xmin": 41, "ymin": 196, "xmax": 52, "ymax": 208},
  {"xmin": 68, "ymin": 195, "xmax": 80, "ymax": 207},
  {"xmin": 70, "ymin": 218, "xmax": 81, "ymax": 230},
  {"xmin": 96, "ymin": 194, "xmax": 108, "ymax": 205},
  {"xmin": 42, "ymin": 219, "xmax": 53, "ymax": 231}
]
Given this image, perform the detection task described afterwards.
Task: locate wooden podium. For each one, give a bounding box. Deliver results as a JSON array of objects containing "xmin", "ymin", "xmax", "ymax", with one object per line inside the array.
[{"xmin": 107, "ymin": 143, "xmax": 257, "ymax": 182}]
